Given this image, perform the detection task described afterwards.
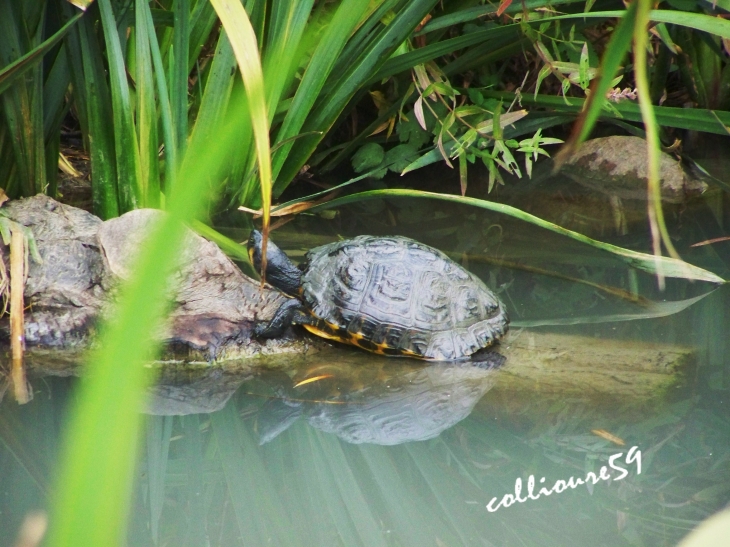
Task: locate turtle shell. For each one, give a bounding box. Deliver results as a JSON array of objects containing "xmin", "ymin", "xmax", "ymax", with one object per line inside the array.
[{"xmin": 299, "ymin": 236, "xmax": 508, "ymax": 360}]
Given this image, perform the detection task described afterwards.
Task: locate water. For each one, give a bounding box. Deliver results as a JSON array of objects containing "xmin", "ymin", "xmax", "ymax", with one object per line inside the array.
[{"xmin": 1, "ymin": 172, "xmax": 729, "ymax": 546}]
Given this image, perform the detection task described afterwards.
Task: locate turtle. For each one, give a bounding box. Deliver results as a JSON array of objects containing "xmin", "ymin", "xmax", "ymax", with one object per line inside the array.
[{"xmin": 247, "ymin": 230, "xmax": 509, "ymax": 362}]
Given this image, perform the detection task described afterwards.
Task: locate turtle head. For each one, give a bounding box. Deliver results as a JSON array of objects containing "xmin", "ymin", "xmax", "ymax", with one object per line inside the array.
[{"xmin": 247, "ymin": 230, "xmax": 302, "ymax": 296}]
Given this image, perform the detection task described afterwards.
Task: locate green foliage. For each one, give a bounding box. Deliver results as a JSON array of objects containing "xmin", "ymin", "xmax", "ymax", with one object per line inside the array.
[
  {"xmin": 354, "ymin": 77, "xmax": 563, "ymax": 193},
  {"xmin": 352, "ymin": 142, "xmax": 386, "ymax": 176}
]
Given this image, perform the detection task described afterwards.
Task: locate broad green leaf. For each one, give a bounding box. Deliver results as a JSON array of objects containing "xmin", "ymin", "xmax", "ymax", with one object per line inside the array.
[
  {"xmin": 384, "ymin": 143, "xmax": 419, "ymax": 173},
  {"xmin": 352, "ymin": 142, "xmax": 385, "ymax": 173}
]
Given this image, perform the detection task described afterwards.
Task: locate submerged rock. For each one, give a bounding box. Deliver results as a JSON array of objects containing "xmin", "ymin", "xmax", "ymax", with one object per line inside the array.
[
  {"xmin": 562, "ymin": 136, "xmax": 707, "ymax": 203},
  {"xmin": 0, "ymin": 196, "xmax": 314, "ymax": 361}
]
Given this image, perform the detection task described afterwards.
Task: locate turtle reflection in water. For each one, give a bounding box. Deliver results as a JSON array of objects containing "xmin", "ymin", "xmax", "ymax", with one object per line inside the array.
[
  {"xmin": 252, "ymin": 353, "xmax": 500, "ymax": 445},
  {"xmin": 247, "ymin": 231, "xmax": 508, "ymax": 365}
]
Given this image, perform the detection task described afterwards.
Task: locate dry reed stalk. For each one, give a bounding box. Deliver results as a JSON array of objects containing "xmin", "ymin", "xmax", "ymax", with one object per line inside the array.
[{"xmin": 10, "ymin": 227, "xmax": 30, "ymax": 404}]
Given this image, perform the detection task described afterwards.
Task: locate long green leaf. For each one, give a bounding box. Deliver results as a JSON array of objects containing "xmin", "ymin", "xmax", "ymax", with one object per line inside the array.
[
  {"xmin": 578, "ymin": 9, "xmax": 730, "ymax": 38},
  {"xmin": 42, "ymin": 39, "xmax": 72, "ymax": 198},
  {"xmin": 209, "ymin": 0, "xmax": 273, "ymax": 230},
  {"xmin": 634, "ymin": 0, "xmax": 679, "ymax": 279},
  {"xmin": 311, "ymin": 189, "xmax": 726, "ymax": 283},
  {"xmin": 98, "ymin": 0, "xmax": 143, "ymax": 212},
  {"xmin": 482, "ymin": 91, "xmax": 730, "ymax": 135},
  {"xmin": 135, "ymin": 0, "xmax": 161, "ymax": 208},
  {"xmin": 271, "ymin": 0, "xmax": 371, "ymax": 192},
  {"xmin": 0, "ymin": 11, "xmax": 83, "ymax": 97},
  {"xmin": 141, "ymin": 0, "xmax": 177, "ymax": 193},
  {"xmin": 513, "ymin": 290, "xmax": 716, "ymax": 327},
  {"xmin": 263, "ymin": 0, "xmax": 314, "ymax": 118},
  {"xmin": 372, "ymin": 25, "xmax": 520, "ymax": 84},
  {"xmin": 171, "ymin": 0, "xmax": 189, "ymax": 165},
  {"xmin": 46, "ymin": 87, "xmax": 257, "ymax": 547},
  {"xmin": 0, "ymin": 0, "xmax": 45, "ymax": 197},
  {"xmin": 278, "ymin": 0, "xmax": 439, "ymax": 192},
  {"xmin": 186, "ymin": 31, "xmax": 237, "ymax": 165},
  {"xmin": 188, "ymin": 0, "xmax": 217, "ymax": 72},
  {"xmin": 65, "ymin": 6, "xmax": 120, "ymax": 218},
  {"xmin": 418, "ymin": 0, "xmax": 586, "ymax": 34}
]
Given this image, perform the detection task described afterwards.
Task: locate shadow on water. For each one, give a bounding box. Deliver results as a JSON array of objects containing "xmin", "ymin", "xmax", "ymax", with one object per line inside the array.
[{"xmin": 2, "ymin": 173, "xmax": 730, "ymax": 546}]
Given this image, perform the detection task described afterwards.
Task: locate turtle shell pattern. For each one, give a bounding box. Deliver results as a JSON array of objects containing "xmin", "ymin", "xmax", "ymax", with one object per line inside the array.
[{"xmin": 300, "ymin": 236, "xmax": 508, "ymax": 360}]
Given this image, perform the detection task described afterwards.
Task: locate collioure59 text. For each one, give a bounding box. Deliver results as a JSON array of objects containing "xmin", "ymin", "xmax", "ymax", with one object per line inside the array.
[{"xmin": 487, "ymin": 446, "xmax": 642, "ymax": 512}]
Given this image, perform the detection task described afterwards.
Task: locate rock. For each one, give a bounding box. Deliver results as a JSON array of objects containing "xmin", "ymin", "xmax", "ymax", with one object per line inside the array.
[
  {"xmin": 0, "ymin": 195, "xmax": 107, "ymax": 346},
  {"xmin": 97, "ymin": 209, "xmax": 296, "ymax": 358},
  {"xmin": 0, "ymin": 196, "xmax": 314, "ymax": 361},
  {"xmin": 562, "ymin": 136, "xmax": 707, "ymax": 203}
]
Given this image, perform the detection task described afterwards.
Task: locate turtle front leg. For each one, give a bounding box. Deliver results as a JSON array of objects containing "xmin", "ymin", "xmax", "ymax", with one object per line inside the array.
[{"xmin": 254, "ymin": 298, "xmax": 309, "ymax": 338}]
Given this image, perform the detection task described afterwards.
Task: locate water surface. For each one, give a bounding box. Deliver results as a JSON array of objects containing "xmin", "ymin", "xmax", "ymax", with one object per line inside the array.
[{"xmin": 1, "ymin": 177, "xmax": 729, "ymax": 547}]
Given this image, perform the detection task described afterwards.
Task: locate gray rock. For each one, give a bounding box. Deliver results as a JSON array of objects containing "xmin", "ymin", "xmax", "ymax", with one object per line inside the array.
[
  {"xmin": 1, "ymin": 195, "xmax": 106, "ymax": 346},
  {"xmin": 97, "ymin": 209, "xmax": 294, "ymax": 358},
  {"xmin": 562, "ymin": 136, "xmax": 707, "ymax": 203},
  {"xmin": 0, "ymin": 196, "xmax": 312, "ymax": 361}
]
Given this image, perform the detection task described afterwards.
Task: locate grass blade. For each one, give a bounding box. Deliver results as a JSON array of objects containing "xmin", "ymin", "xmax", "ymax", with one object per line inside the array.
[
  {"xmin": 0, "ymin": 11, "xmax": 82, "ymax": 97},
  {"xmin": 140, "ymin": 0, "xmax": 177, "ymax": 194},
  {"xmin": 171, "ymin": 0, "xmax": 190, "ymax": 165},
  {"xmin": 311, "ymin": 189, "xmax": 726, "ymax": 283},
  {"xmin": 98, "ymin": 0, "xmax": 143, "ymax": 212},
  {"xmin": 46, "ymin": 87, "xmax": 255, "ymax": 547},
  {"xmin": 278, "ymin": 0, "xmax": 439, "ymax": 193},
  {"xmin": 0, "ymin": 1, "xmax": 45, "ymax": 197},
  {"xmin": 135, "ymin": 0, "xmax": 161, "ymax": 208},
  {"xmin": 186, "ymin": 31, "xmax": 237, "ymax": 167},
  {"xmin": 209, "ymin": 0, "xmax": 273, "ymax": 247},
  {"xmin": 64, "ymin": 6, "xmax": 119, "ymax": 218},
  {"xmin": 633, "ymin": 0, "xmax": 679, "ymax": 285},
  {"xmin": 482, "ymin": 90, "xmax": 730, "ymax": 135},
  {"xmin": 271, "ymin": 0, "xmax": 371, "ymax": 192}
]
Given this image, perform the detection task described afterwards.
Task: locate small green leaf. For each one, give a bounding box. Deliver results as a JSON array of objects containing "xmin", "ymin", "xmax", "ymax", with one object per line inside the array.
[
  {"xmin": 352, "ymin": 142, "xmax": 385, "ymax": 173},
  {"xmin": 535, "ymin": 64, "xmax": 552, "ymax": 98},
  {"xmin": 579, "ymin": 42, "xmax": 590, "ymax": 90},
  {"xmin": 385, "ymin": 143, "xmax": 419, "ymax": 173}
]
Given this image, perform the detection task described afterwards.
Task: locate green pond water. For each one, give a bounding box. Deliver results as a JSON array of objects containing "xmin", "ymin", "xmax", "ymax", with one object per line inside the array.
[{"xmin": 1, "ymin": 173, "xmax": 729, "ymax": 546}]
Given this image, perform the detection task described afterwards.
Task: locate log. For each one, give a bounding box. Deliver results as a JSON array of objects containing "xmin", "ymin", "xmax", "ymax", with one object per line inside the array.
[{"xmin": 487, "ymin": 330, "xmax": 694, "ymax": 404}]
